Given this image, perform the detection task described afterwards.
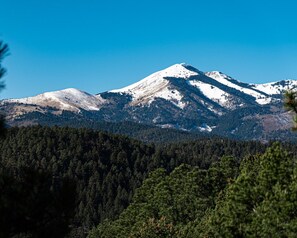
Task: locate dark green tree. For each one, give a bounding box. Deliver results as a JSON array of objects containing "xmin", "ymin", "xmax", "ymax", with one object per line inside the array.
[
  {"xmin": 284, "ymin": 90, "xmax": 297, "ymax": 130},
  {"xmin": 0, "ymin": 41, "xmax": 8, "ymax": 88},
  {"xmin": 0, "ymin": 41, "xmax": 9, "ymax": 136},
  {"xmin": 202, "ymin": 143, "xmax": 297, "ymax": 237}
]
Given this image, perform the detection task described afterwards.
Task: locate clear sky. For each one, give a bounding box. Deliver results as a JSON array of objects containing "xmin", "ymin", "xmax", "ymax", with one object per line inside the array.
[{"xmin": 1, "ymin": 0, "xmax": 297, "ymax": 99}]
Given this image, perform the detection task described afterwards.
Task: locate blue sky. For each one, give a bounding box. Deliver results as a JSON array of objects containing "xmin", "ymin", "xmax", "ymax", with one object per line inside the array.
[{"xmin": 1, "ymin": 0, "xmax": 297, "ymax": 98}]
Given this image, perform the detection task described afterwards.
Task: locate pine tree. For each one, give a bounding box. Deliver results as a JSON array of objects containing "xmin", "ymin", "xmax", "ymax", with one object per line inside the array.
[
  {"xmin": 284, "ymin": 90, "xmax": 297, "ymax": 130},
  {"xmin": 0, "ymin": 41, "xmax": 9, "ymax": 136},
  {"xmin": 201, "ymin": 143, "xmax": 297, "ymax": 237}
]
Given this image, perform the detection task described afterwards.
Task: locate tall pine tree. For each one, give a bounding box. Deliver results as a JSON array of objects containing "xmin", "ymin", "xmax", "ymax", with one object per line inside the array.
[{"xmin": 0, "ymin": 40, "xmax": 9, "ymax": 136}]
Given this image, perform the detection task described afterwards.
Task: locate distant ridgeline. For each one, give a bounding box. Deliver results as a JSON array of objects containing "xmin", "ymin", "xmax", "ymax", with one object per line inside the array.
[
  {"xmin": 1, "ymin": 126, "xmax": 291, "ymax": 237},
  {"xmin": 4, "ymin": 110, "xmax": 297, "ymax": 143},
  {"xmin": 6, "ymin": 113, "xmax": 208, "ymax": 144}
]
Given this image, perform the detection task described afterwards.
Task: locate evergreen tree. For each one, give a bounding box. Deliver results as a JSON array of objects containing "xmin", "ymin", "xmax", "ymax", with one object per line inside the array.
[
  {"xmin": 284, "ymin": 90, "xmax": 297, "ymax": 130},
  {"xmin": 0, "ymin": 40, "xmax": 9, "ymax": 136},
  {"xmin": 202, "ymin": 143, "xmax": 297, "ymax": 237}
]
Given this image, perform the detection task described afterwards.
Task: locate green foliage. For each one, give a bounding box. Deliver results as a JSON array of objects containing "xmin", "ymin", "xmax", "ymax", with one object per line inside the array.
[
  {"xmin": 0, "ymin": 126, "xmax": 157, "ymax": 236},
  {"xmin": 284, "ymin": 90, "xmax": 297, "ymax": 130},
  {"xmin": 89, "ymin": 143, "xmax": 297, "ymax": 238},
  {"xmin": 10, "ymin": 114, "xmax": 207, "ymax": 144},
  {"xmin": 208, "ymin": 155, "xmax": 239, "ymax": 196},
  {"xmin": 89, "ymin": 158, "xmax": 239, "ymax": 238},
  {"xmin": 0, "ymin": 40, "xmax": 9, "ymax": 88},
  {"xmin": 202, "ymin": 143, "xmax": 297, "ymax": 237},
  {"xmin": 129, "ymin": 217, "xmax": 177, "ymax": 238},
  {"xmin": 0, "ymin": 40, "xmax": 9, "ymax": 137},
  {"xmin": 0, "ymin": 126, "xmax": 278, "ymax": 237}
]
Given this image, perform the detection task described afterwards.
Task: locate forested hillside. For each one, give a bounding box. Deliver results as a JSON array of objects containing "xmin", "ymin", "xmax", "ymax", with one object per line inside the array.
[
  {"xmin": 8, "ymin": 112, "xmax": 208, "ymax": 144},
  {"xmin": 90, "ymin": 143, "xmax": 297, "ymax": 237},
  {"xmin": 0, "ymin": 126, "xmax": 275, "ymax": 237}
]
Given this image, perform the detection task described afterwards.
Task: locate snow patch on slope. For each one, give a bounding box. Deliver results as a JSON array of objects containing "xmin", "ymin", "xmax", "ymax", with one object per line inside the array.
[
  {"xmin": 252, "ymin": 80, "xmax": 297, "ymax": 95},
  {"xmin": 153, "ymin": 88, "xmax": 186, "ymax": 109},
  {"xmin": 198, "ymin": 123, "xmax": 213, "ymax": 132},
  {"xmin": 189, "ymin": 80, "xmax": 230, "ymax": 107},
  {"xmin": 206, "ymin": 71, "xmax": 272, "ymax": 105}
]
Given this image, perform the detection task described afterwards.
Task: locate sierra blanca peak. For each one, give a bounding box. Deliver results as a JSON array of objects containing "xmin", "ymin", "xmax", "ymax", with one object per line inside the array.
[{"xmin": 2, "ymin": 63, "xmax": 297, "ymax": 141}]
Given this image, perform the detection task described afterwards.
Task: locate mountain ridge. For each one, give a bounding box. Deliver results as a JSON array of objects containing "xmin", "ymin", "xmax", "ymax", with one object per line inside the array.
[{"xmin": 1, "ymin": 63, "xmax": 297, "ymax": 141}]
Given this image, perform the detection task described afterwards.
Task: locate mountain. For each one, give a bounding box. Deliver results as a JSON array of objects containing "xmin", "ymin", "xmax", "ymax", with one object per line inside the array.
[{"xmin": 1, "ymin": 63, "xmax": 297, "ymax": 141}]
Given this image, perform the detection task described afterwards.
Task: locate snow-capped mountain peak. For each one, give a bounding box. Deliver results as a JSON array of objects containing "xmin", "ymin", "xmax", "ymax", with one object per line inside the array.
[
  {"xmin": 2, "ymin": 63, "xmax": 297, "ymax": 140},
  {"xmin": 4, "ymin": 88, "xmax": 105, "ymax": 112},
  {"xmin": 156, "ymin": 63, "xmax": 202, "ymax": 79},
  {"xmin": 109, "ymin": 63, "xmax": 201, "ymax": 108},
  {"xmin": 111, "ymin": 63, "xmax": 200, "ymax": 93}
]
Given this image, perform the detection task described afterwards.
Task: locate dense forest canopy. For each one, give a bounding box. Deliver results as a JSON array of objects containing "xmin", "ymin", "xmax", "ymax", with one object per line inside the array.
[
  {"xmin": 90, "ymin": 143, "xmax": 297, "ymax": 238},
  {"xmin": 0, "ymin": 126, "xmax": 280, "ymax": 237}
]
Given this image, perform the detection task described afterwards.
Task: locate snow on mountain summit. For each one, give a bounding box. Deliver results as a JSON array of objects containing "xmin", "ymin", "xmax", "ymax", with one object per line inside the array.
[
  {"xmin": 111, "ymin": 63, "xmax": 200, "ymax": 94},
  {"xmin": 3, "ymin": 63, "xmax": 297, "ymax": 121},
  {"xmin": 5, "ymin": 88, "xmax": 105, "ymax": 112},
  {"xmin": 3, "ymin": 62, "xmax": 297, "ymax": 138},
  {"xmin": 110, "ymin": 63, "xmax": 200, "ymax": 108},
  {"xmin": 108, "ymin": 64, "xmax": 293, "ymax": 109}
]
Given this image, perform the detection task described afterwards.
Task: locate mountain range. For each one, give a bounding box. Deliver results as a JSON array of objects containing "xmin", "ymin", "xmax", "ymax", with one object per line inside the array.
[{"xmin": 1, "ymin": 63, "xmax": 297, "ymax": 141}]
